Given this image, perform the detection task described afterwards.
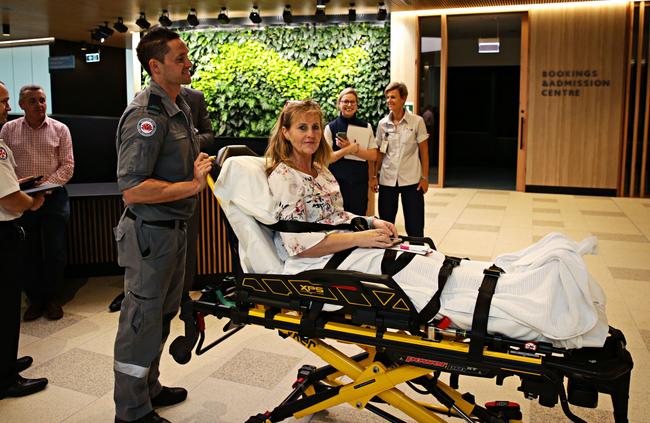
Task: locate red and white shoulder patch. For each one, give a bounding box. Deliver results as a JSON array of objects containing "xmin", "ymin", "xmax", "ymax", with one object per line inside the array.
[
  {"xmin": 137, "ymin": 118, "xmax": 157, "ymax": 137},
  {"xmin": 0, "ymin": 146, "xmax": 7, "ymax": 160}
]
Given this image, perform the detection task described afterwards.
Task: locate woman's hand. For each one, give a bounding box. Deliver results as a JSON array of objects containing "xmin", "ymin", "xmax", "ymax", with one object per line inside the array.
[
  {"xmin": 417, "ymin": 177, "xmax": 429, "ymax": 194},
  {"xmin": 372, "ymin": 218, "xmax": 397, "ymax": 238},
  {"xmin": 369, "ymin": 175, "xmax": 379, "ymax": 193},
  {"xmin": 355, "ymin": 229, "xmax": 395, "ymax": 249},
  {"xmin": 336, "ymin": 137, "xmax": 360, "ymax": 155},
  {"xmin": 335, "ymin": 136, "xmax": 351, "ymax": 149}
]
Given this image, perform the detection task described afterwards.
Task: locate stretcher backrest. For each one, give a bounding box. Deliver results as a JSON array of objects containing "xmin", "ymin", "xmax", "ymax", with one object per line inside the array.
[{"xmin": 213, "ymin": 154, "xmax": 284, "ymax": 274}]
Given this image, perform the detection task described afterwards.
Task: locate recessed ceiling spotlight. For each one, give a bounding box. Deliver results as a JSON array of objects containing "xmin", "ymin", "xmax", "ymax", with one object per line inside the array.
[
  {"xmin": 113, "ymin": 17, "xmax": 128, "ymax": 33},
  {"xmin": 250, "ymin": 6, "xmax": 262, "ymax": 24},
  {"xmin": 217, "ymin": 7, "xmax": 230, "ymax": 24},
  {"xmin": 187, "ymin": 9, "xmax": 199, "ymax": 27},
  {"xmin": 283, "ymin": 5, "xmax": 293, "ymax": 24},
  {"xmin": 159, "ymin": 10, "xmax": 172, "ymax": 27},
  {"xmin": 377, "ymin": 2, "xmax": 387, "ymax": 21},
  {"xmin": 135, "ymin": 12, "xmax": 151, "ymax": 30}
]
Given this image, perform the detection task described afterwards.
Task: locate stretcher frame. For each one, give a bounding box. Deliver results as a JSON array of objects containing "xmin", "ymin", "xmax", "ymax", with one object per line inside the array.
[{"xmin": 170, "ymin": 148, "xmax": 634, "ymax": 423}]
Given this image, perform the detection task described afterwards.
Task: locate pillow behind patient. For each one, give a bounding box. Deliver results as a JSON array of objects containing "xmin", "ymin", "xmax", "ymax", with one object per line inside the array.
[{"xmin": 214, "ymin": 156, "xmax": 284, "ymax": 273}]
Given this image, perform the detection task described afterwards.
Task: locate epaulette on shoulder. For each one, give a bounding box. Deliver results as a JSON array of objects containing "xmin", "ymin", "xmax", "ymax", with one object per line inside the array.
[{"xmin": 147, "ymin": 93, "xmax": 163, "ymax": 115}]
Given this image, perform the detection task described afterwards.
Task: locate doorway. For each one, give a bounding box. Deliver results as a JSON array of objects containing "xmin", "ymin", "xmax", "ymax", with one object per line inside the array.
[{"xmin": 419, "ymin": 13, "xmax": 524, "ymax": 190}]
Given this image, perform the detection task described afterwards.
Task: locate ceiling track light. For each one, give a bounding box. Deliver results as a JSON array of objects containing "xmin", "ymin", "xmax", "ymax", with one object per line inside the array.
[
  {"xmin": 187, "ymin": 8, "xmax": 199, "ymax": 27},
  {"xmin": 377, "ymin": 2, "xmax": 387, "ymax": 21},
  {"xmin": 348, "ymin": 3, "xmax": 356, "ymax": 22},
  {"xmin": 217, "ymin": 7, "xmax": 230, "ymax": 24},
  {"xmin": 136, "ymin": 12, "xmax": 151, "ymax": 30},
  {"xmin": 315, "ymin": 0, "xmax": 327, "ymax": 23},
  {"xmin": 113, "ymin": 17, "xmax": 128, "ymax": 33},
  {"xmin": 91, "ymin": 21, "xmax": 114, "ymax": 43},
  {"xmin": 283, "ymin": 5, "xmax": 292, "ymax": 24},
  {"xmin": 249, "ymin": 6, "xmax": 262, "ymax": 24},
  {"xmin": 159, "ymin": 9, "xmax": 172, "ymax": 27}
]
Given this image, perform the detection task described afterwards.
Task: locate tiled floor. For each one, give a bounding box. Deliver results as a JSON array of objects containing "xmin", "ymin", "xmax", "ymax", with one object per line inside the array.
[{"xmin": 1, "ymin": 188, "xmax": 649, "ymax": 422}]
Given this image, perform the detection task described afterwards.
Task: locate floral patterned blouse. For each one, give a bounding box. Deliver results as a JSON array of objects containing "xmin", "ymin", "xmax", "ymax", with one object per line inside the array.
[{"xmin": 268, "ymin": 162, "xmax": 357, "ymax": 260}]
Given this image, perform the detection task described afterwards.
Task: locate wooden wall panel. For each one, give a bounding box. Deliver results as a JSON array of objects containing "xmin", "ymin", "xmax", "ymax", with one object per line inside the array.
[
  {"xmin": 390, "ymin": 14, "xmax": 420, "ymax": 111},
  {"xmin": 526, "ymin": 4, "xmax": 627, "ymax": 188},
  {"xmin": 66, "ymin": 187, "xmax": 232, "ymax": 276},
  {"xmin": 66, "ymin": 197, "xmax": 122, "ymax": 265}
]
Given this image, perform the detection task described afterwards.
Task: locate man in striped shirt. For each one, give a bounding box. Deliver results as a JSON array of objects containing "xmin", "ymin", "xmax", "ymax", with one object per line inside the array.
[{"xmin": 0, "ymin": 85, "xmax": 74, "ymax": 321}]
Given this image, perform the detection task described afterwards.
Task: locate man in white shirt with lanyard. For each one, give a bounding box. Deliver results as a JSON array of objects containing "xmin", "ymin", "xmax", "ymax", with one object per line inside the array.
[{"xmin": 373, "ymin": 82, "xmax": 429, "ymax": 237}]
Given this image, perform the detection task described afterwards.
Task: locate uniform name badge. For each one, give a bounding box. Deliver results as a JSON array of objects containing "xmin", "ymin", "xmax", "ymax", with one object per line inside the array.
[
  {"xmin": 380, "ymin": 131, "xmax": 396, "ymax": 153},
  {"xmin": 379, "ymin": 139, "xmax": 388, "ymax": 153}
]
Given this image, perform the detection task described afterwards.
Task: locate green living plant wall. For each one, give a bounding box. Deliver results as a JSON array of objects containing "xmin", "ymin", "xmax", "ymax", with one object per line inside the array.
[{"xmin": 178, "ymin": 23, "xmax": 390, "ymax": 137}]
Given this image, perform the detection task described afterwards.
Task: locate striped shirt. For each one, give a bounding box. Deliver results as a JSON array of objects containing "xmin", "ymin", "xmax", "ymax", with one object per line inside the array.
[{"xmin": 0, "ymin": 116, "xmax": 74, "ymax": 185}]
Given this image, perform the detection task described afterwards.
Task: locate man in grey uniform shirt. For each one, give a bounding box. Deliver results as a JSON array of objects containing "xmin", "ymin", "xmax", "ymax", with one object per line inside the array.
[
  {"xmin": 108, "ymin": 87, "xmax": 213, "ymax": 311},
  {"xmin": 113, "ymin": 28, "xmax": 212, "ymax": 423}
]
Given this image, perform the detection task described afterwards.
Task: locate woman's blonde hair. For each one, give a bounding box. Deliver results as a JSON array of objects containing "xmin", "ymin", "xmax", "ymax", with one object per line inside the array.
[
  {"xmin": 337, "ymin": 87, "xmax": 359, "ymax": 110},
  {"xmin": 265, "ymin": 100, "xmax": 332, "ymax": 175}
]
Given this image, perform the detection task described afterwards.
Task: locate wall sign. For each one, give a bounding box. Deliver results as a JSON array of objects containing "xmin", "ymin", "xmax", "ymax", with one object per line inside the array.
[
  {"xmin": 540, "ymin": 69, "xmax": 611, "ymax": 97},
  {"xmin": 48, "ymin": 55, "xmax": 75, "ymax": 70}
]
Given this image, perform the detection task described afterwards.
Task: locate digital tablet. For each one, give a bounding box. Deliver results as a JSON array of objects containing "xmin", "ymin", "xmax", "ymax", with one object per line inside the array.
[{"xmin": 23, "ymin": 183, "xmax": 61, "ymax": 195}]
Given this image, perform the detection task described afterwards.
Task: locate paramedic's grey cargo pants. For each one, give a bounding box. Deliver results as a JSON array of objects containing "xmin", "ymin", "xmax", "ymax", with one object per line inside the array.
[{"xmin": 113, "ymin": 214, "xmax": 186, "ymax": 421}]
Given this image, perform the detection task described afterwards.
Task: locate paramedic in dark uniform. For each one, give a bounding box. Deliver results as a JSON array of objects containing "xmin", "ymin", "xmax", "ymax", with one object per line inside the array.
[
  {"xmin": 108, "ymin": 87, "xmax": 213, "ymax": 312},
  {"xmin": 112, "ymin": 28, "xmax": 213, "ymax": 423},
  {"xmin": 0, "ymin": 80, "xmax": 48, "ymax": 399}
]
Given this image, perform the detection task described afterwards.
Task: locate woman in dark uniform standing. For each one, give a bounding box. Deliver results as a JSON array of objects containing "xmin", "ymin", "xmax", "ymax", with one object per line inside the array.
[{"xmin": 323, "ymin": 88, "xmax": 378, "ymax": 216}]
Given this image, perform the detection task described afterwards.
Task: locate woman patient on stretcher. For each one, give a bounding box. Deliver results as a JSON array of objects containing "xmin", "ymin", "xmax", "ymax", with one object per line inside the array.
[{"xmin": 264, "ymin": 100, "xmax": 608, "ymax": 350}]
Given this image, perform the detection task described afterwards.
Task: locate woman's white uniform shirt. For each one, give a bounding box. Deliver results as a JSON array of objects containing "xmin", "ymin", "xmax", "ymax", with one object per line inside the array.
[{"xmin": 374, "ymin": 110, "xmax": 428, "ymax": 187}]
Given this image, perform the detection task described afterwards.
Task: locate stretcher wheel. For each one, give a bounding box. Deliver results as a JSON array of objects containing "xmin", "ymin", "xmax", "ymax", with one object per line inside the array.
[{"xmin": 169, "ymin": 336, "xmax": 193, "ymax": 364}]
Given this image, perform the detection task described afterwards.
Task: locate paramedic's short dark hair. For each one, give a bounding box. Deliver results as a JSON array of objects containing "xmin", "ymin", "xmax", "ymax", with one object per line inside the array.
[{"xmin": 137, "ymin": 27, "xmax": 180, "ymax": 76}]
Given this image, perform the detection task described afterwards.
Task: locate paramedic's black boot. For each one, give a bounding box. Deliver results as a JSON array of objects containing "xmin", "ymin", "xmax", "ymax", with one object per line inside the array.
[
  {"xmin": 115, "ymin": 410, "xmax": 170, "ymax": 423},
  {"xmin": 151, "ymin": 386, "xmax": 187, "ymax": 407},
  {"xmin": 109, "ymin": 292, "xmax": 125, "ymax": 312}
]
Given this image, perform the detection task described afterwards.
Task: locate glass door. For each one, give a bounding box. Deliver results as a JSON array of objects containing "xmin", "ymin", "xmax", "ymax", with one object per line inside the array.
[{"xmin": 418, "ymin": 16, "xmax": 442, "ymax": 186}]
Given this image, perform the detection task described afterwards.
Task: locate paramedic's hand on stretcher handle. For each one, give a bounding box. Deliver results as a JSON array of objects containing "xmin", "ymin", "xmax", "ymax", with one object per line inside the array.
[
  {"xmin": 194, "ymin": 153, "xmax": 214, "ymax": 191},
  {"xmin": 297, "ymin": 217, "xmax": 398, "ymax": 258}
]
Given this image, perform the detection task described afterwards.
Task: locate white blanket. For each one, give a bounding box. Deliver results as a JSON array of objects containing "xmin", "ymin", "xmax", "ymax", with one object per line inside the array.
[{"xmin": 214, "ymin": 156, "xmax": 608, "ymax": 349}]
